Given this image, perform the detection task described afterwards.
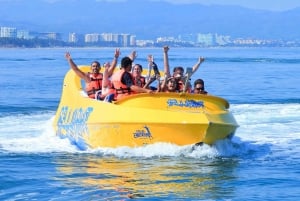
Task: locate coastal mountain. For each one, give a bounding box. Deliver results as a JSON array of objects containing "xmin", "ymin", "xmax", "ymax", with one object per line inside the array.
[{"xmin": 1, "ymin": 0, "xmax": 300, "ymax": 40}]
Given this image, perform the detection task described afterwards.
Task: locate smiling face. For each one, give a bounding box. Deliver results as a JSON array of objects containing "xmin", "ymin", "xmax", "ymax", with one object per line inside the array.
[
  {"xmin": 133, "ymin": 64, "xmax": 142, "ymax": 77},
  {"xmin": 166, "ymin": 78, "xmax": 177, "ymax": 92},
  {"xmin": 90, "ymin": 61, "xmax": 101, "ymax": 73}
]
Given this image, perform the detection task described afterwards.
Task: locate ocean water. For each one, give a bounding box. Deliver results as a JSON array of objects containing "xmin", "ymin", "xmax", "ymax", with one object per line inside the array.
[{"xmin": 0, "ymin": 47, "xmax": 299, "ymax": 200}]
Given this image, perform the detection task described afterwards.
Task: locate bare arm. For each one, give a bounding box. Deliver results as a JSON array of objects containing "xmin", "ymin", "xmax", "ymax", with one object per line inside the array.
[
  {"xmin": 143, "ymin": 75, "xmax": 155, "ymax": 89},
  {"xmin": 65, "ymin": 52, "xmax": 90, "ymax": 82},
  {"xmin": 107, "ymin": 48, "xmax": 120, "ymax": 77},
  {"xmin": 128, "ymin": 50, "xmax": 137, "ymax": 62},
  {"xmin": 146, "ymin": 54, "xmax": 153, "ymax": 80},
  {"xmin": 160, "ymin": 75, "xmax": 167, "ymax": 92},
  {"xmin": 130, "ymin": 85, "xmax": 153, "ymax": 93},
  {"xmin": 191, "ymin": 57, "xmax": 205, "ymax": 76},
  {"xmin": 129, "ymin": 50, "xmax": 137, "ymax": 73},
  {"xmin": 102, "ymin": 62, "xmax": 110, "ymax": 89},
  {"xmin": 163, "ymin": 46, "xmax": 171, "ymax": 78},
  {"xmin": 155, "ymin": 75, "xmax": 162, "ymax": 92}
]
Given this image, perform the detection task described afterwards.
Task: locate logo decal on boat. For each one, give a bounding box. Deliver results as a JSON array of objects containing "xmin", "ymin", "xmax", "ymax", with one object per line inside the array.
[
  {"xmin": 56, "ymin": 106, "xmax": 93, "ymax": 141},
  {"xmin": 133, "ymin": 126, "xmax": 153, "ymax": 139},
  {"xmin": 167, "ymin": 99, "xmax": 204, "ymax": 108}
]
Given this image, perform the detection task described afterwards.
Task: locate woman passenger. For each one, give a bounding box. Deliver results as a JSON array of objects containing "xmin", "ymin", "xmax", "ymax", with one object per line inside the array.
[
  {"xmin": 160, "ymin": 76, "xmax": 178, "ymax": 92},
  {"xmin": 132, "ymin": 64, "xmax": 146, "ymax": 87}
]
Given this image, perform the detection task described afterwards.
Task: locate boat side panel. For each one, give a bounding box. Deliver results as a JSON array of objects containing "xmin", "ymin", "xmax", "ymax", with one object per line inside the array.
[{"xmin": 86, "ymin": 123, "xmax": 209, "ymax": 148}]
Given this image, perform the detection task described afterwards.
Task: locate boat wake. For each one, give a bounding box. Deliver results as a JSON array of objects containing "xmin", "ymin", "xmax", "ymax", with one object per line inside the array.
[
  {"xmin": 2, "ymin": 102, "xmax": 300, "ymax": 159},
  {"xmin": 0, "ymin": 116, "xmax": 266, "ymax": 159}
]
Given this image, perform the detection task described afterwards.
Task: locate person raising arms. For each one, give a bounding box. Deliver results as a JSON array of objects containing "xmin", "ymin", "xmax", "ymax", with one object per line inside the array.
[
  {"xmin": 172, "ymin": 56, "xmax": 205, "ymax": 93},
  {"xmin": 111, "ymin": 56, "xmax": 153, "ymax": 100},
  {"xmin": 162, "ymin": 46, "xmax": 205, "ymax": 93},
  {"xmin": 161, "ymin": 77, "xmax": 178, "ymax": 93},
  {"xmin": 65, "ymin": 48, "xmax": 120, "ymax": 99},
  {"xmin": 99, "ymin": 61, "xmax": 117, "ymax": 102}
]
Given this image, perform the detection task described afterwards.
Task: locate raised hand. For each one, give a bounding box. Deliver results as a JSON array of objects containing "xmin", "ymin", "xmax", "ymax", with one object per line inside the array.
[
  {"xmin": 147, "ymin": 54, "xmax": 154, "ymax": 63},
  {"xmin": 199, "ymin": 57, "xmax": 205, "ymax": 63},
  {"xmin": 114, "ymin": 48, "xmax": 120, "ymax": 59},
  {"xmin": 65, "ymin": 52, "xmax": 71, "ymax": 60},
  {"xmin": 129, "ymin": 50, "xmax": 137, "ymax": 61}
]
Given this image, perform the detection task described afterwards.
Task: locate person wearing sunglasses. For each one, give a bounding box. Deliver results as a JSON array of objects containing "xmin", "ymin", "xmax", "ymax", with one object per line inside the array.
[{"xmin": 192, "ymin": 78, "xmax": 207, "ymax": 95}]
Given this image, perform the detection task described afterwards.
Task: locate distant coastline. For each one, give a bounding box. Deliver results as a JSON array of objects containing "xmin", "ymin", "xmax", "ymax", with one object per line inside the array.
[{"xmin": 1, "ymin": 38, "xmax": 300, "ymax": 48}]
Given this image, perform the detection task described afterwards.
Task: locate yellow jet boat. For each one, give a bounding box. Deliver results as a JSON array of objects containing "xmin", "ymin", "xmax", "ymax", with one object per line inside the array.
[{"xmin": 53, "ymin": 66, "xmax": 239, "ymax": 150}]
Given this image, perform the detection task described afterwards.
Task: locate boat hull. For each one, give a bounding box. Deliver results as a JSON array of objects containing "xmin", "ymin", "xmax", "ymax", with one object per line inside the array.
[{"xmin": 53, "ymin": 67, "xmax": 238, "ymax": 150}]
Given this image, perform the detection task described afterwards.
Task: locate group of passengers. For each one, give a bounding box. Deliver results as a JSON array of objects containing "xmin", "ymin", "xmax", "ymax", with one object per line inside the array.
[{"xmin": 65, "ymin": 46, "xmax": 207, "ymax": 102}]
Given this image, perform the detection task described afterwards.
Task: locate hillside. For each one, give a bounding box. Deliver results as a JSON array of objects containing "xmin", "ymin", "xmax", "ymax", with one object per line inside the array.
[{"xmin": 1, "ymin": 0, "xmax": 300, "ymax": 40}]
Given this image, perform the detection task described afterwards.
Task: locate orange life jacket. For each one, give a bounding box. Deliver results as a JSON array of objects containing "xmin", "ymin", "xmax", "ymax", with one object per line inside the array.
[
  {"xmin": 111, "ymin": 69, "xmax": 133, "ymax": 100},
  {"xmin": 86, "ymin": 73, "xmax": 103, "ymax": 98},
  {"xmin": 133, "ymin": 76, "xmax": 146, "ymax": 87}
]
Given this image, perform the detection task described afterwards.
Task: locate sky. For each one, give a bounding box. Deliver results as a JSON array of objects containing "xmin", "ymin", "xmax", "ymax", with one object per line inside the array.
[
  {"xmin": 1, "ymin": 0, "xmax": 300, "ymax": 11},
  {"xmin": 96, "ymin": 0, "xmax": 300, "ymax": 11},
  {"xmin": 159, "ymin": 0, "xmax": 300, "ymax": 11}
]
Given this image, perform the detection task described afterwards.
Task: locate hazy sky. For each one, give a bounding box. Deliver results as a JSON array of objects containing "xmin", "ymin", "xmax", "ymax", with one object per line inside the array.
[
  {"xmin": 2, "ymin": 0, "xmax": 300, "ymax": 11},
  {"xmin": 92, "ymin": 0, "xmax": 300, "ymax": 11},
  {"xmin": 161, "ymin": 0, "xmax": 300, "ymax": 11}
]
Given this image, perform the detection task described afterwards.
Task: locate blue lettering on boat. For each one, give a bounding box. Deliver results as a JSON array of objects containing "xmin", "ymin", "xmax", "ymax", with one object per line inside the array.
[
  {"xmin": 58, "ymin": 106, "xmax": 93, "ymax": 124},
  {"xmin": 167, "ymin": 99, "xmax": 204, "ymax": 108},
  {"xmin": 56, "ymin": 106, "xmax": 93, "ymax": 144},
  {"xmin": 134, "ymin": 126, "xmax": 153, "ymax": 139}
]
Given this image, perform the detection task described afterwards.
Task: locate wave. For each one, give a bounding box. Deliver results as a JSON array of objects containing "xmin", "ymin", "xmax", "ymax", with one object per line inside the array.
[
  {"xmin": 0, "ymin": 57, "xmax": 59, "ymax": 63},
  {"xmin": 0, "ymin": 58, "xmax": 29, "ymax": 62},
  {"xmin": 0, "ymin": 103, "xmax": 299, "ymax": 159},
  {"xmin": 0, "ymin": 105, "xmax": 56, "ymax": 117},
  {"xmin": 205, "ymin": 57, "xmax": 300, "ymax": 64},
  {"xmin": 0, "ymin": 126, "xmax": 270, "ymax": 160},
  {"xmin": 230, "ymin": 98, "xmax": 300, "ymax": 105}
]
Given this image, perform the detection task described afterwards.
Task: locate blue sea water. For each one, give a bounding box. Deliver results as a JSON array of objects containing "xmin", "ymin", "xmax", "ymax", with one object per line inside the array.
[{"xmin": 0, "ymin": 47, "xmax": 299, "ymax": 200}]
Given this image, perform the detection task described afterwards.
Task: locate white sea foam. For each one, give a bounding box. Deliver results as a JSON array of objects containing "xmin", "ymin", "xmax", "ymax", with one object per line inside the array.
[
  {"xmin": 232, "ymin": 103, "xmax": 300, "ymax": 143},
  {"xmin": 1, "ymin": 103, "xmax": 299, "ymax": 158},
  {"xmin": 0, "ymin": 115, "xmax": 78, "ymax": 153}
]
